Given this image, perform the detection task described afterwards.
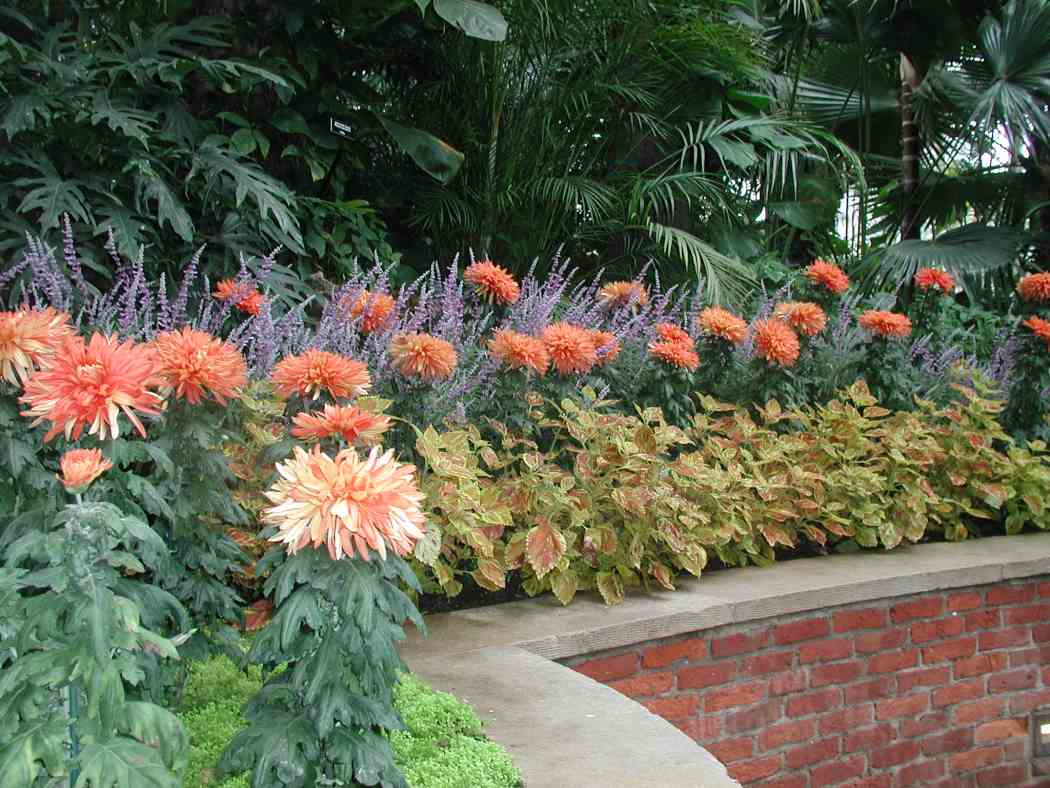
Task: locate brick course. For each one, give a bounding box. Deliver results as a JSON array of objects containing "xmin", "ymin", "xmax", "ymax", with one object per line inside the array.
[{"xmin": 563, "ymin": 578, "xmax": 1050, "ymax": 786}]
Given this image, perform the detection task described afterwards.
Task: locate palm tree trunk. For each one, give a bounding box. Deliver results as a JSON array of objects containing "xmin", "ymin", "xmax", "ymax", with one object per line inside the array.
[{"xmin": 899, "ymin": 53, "xmax": 922, "ymax": 240}]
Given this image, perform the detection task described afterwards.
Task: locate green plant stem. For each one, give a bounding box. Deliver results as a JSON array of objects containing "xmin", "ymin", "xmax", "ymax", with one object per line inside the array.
[{"xmin": 68, "ymin": 684, "xmax": 80, "ymax": 787}]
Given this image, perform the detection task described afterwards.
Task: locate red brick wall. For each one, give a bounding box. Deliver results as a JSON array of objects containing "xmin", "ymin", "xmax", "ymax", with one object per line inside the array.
[{"xmin": 563, "ymin": 578, "xmax": 1050, "ymax": 787}]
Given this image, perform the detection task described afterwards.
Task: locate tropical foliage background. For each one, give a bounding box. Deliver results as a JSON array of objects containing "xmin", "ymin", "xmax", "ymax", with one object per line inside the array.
[{"xmin": 3, "ymin": 0, "xmax": 1047, "ymax": 305}]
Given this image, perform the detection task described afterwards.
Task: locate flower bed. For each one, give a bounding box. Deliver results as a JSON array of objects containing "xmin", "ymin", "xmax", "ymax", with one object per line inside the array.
[{"xmin": 2, "ymin": 230, "xmax": 1050, "ymax": 786}]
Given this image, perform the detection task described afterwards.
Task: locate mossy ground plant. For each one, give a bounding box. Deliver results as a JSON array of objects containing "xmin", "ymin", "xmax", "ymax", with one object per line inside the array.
[{"xmin": 178, "ymin": 655, "xmax": 521, "ymax": 788}]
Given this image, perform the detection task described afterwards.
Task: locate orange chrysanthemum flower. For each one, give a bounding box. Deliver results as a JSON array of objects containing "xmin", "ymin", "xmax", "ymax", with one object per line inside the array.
[
  {"xmin": 697, "ymin": 307, "xmax": 747, "ymax": 345},
  {"xmin": 464, "ymin": 261, "xmax": 521, "ymax": 305},
  {"xmin": 804, "ymin": 261, "xmax": 850, "ymax": 294},
  {"xmin": 649, "ymin": 340, "xmax": 700, "ymax": 370},
  {"xmin": 753, "ymin": 319, "xmax": 801, "ymax": 368},
  {"xmin": 346, "ymin": 291, "xmax": 397, "ymax": 333},
  {"xmin": 914, "ymin": 268, "xmax": 955, "ymax": 293},
  {"xmin": 774, "ymin": 302, "xmax": 827, "ymax": 337},
  {"xmin": 541, "ymin": 322, "xmax": 598, "ymax": 375},
  {"xmin": 59, "ymin": 448, "xmax": 112, "ymax": 492},
  {"xmin": 1017, "ymin": 273, "xmax": 1050, "ymax": 303},
  {"xmin": 390, "ymin": 333, "xmax": 458, "ymax": 380},
  {"xmin": 1024, "ymin": 316, "xmax": 1050, "ymax": 350},
  {"xmin": 858, "ymin": 310, "xmax": 913, "ymax": 339},
  {"xmin": 263, "ymin": 444, "xmax": 426, "ymax": 562},
  {"xmin": 488, "ymin": 329, "xmax": 550, "ymax": 375},
  {"xmin": 291, "ymin": 404, "xmax": 392, "ymax": 445},
  {"xmin": 0, "ymin": 307, "xmax": 73, "ymax": 385},
  {"xmin": 271, "ymin": 349, "xmax": 371, "ymax": 400},
  {"xmin": 214, "ymin": 279, "xmax": 266, "ymax": 316},
  {"xmin": 21, "ymin": 333, "xmax": 166, "ymax": 442},
  {"xmin": 589, "ymin": 329, "xmax": 621, "ymax": 366},
  {"xmin": 655, "ymin": 323, "xmax": 694, "ymax": 348},
  {"xmin": 598, "ymin": 281, "xmax": 649, "ymax": 310},
  {"xmin": 151, "ymin": 327, "xmax": 247, "ymax": 405}
]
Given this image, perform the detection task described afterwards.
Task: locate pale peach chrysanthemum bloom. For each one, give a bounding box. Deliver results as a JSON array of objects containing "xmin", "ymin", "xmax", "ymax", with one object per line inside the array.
[
  {"xmin": 858, "ymin": 310, "xmax": 912, "ymax": 339},
  {"xmin": 0, "ymin": 307, "xmax": 73, "ymax": 385},
  {"xmin": 21, "ymin": 334, "xmax": 166, "ymax": 442},
  {"xmin": 589, "ymin": 329, "xmax": 621, "ymax": 366},
  {"xmin": 389, "ymin": 333, "xmax": 458, "ymax": 381},
  {"xmin": 214, "ymin": 279, "xmax": 266, "ymax": 316},
  {"xmin": 1017, "ymin": 273, "xmax": 1050, "ymax": 303},
  {"xmin": 263, "ymin": 444, "xmax": 427, "ymax": 562},
  {"xmin": 1024, "ymin": 316, "xmax": 1050, "ymax": 351},
  {"xmin": 271, "ymin": 349, "xmax": 371, "ymax": 400},
  {"xmin": 773, "ymin": 302, "xmax": 827, "ymax": 337},
  {"xmin": 464, "ymin": 261, "xmax": 521, "ymax": 305},
  {"xmin": 804, "ymin": 261, "xmax": 850, "ymax": 294},
  {"xmin": 488, "ymin": 330, "xmax": 550, "ymax": 375},
  {"xmin": 697, "ymin": 307, "xmax": 747, "ymax": 345},
  {"xmin": 655, "ymin": 323, "xmax": 694, "ymax": 348},
  {"xmin": 292, "ymin": 404, "xmax": 391, "ymax": 445},
  {"xmin": 649, "ymin": 340, "xmax": 700, "ymax": 370},
  {"xmin": 914, "ymin": 268, "xmax": 955, "ymax": 293},
  {"xmin": 753, "ymin": 319, "xmax": 801, "ymax": 367},
  {"xmin": 598, "ymin": 281, "xmax": 649, "ymax": 310},
  {"xmin": 59, "ymin": 448, "xmax": 112, "ymax": 492},
  {"xmin": 151, "ymin": 327, "xmax": 247, "ymax": 405},
  {"xmin": 345, "ymin": 290, "xmax": 397, "ymax": 333},
  {"xmin": 541, "ymin": 322, "xmax": 598, "ymax": 375}
]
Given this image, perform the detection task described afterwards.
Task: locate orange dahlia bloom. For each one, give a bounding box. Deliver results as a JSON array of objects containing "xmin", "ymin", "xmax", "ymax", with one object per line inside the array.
[
  {"xmin": 390, "ymin": 333, "xmax": 458, "ymax": 380},
  {"xmin": 263, "ymin": 444, "xmax": 427, "ymax": 562},
  {"xmin": 589, "ymin": 329, "xmax": 621, "ymax": 366},
  {"xmin": 151, "ymin": 327, "xmax": 247, "ymax": 405},
  {"xmin": 0, "ymin": 307, "xmax": 73, "ymax": 385},
  {"xmin": 655, "ymin": 323, "xmax": 694, "ymax": 348},
  {"xmin": 598, "ymin": 281, "xmax": 649, "ymax": 310},
  {"xmin": 541, "ymin": 323, "xmax": 598, "ymax": 375},
  {"xmin": 649, "ymin": 340, "xmax": 700, "ymax": 370},
  {"xmin": 488, "ymin": 330, "xmax": 550, "ymax": 375},
  {"xmin": 464, "ymin": 261, "xmax": 521, "ymax": 305},
  {"xmin": 59, "ymin": 448, "xmax": 112, "ymax": 492},
  {"xmin": 291, "ymin": 404, "xmax": 392, "ymax": 445},
  {"xmin": 214, "ymin": 279, "xmax": 266, "ymax": 316},
  {"xmin": 1018, "ymin": 273, "xmax": 1050, "ymax": 303},
  {"xmin": 804, "ymin": 261, "xmax": 850, "ymax": 294},
  {"xmin": 698, "ymin": 307, "xmax": 747, "ymax": 345},
  {"xmin": 346, "ymin": 291, "xmax": 397, "ymax": 333},
  {"xmin": 858, "ymin": 310, "xmax": 913, "ymax": 339},
  {"xmin": 1024, "ymin": 316, "xmax": 1050, "ymax": 350},
  {"xmin": 21, "ymin": 334, "xmax": 165, "ymax": 442},
  {"xmin": 774, "ymin": 302, "xmax": 827, "ymax": 337},
  {"xmin": 914, "ymin": 268, "xmax": 955, "ymax": 293},
  {"xmin": 753, "ymin": 319, "xmax": 801, "ymax": 367},
  {"xmin": 271, "ymin": 349, "xmax": 371, "ymax": 400}
]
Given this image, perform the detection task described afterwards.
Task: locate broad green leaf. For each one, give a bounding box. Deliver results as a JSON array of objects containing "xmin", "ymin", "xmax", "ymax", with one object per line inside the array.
[
  {"xmin": 768, "ymin": 200, "xmax": 820, "ymax": 230},
  {"xmin": 74, "ymin": 737, "xmax": 180, "ymax": 788},
  {"xmin": 0, "ymin": 719, "xmax": 67, "ymax": 786},
  {"xmin": 596, "ymin": 571, "xmax": 624, "ymax": 605},
  {"xmin": 117, "ymin": 703, "xmax": 188, "ymax": 773},
  {"xmin": 376, "ymin": 115, "xmax": 464, "ymax": 184},
  {"xmin": 139, "ymin": 178, "xmax": 194, "ymax": 242},
  {"xmin": 432, "ymin": 0, "xmax": 508, "ymax": 41}
]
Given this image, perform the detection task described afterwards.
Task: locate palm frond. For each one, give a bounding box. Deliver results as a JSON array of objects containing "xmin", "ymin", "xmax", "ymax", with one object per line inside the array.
[{"xmin": 644, "ymin": 221, "xmax": 755, "ymax": 305}]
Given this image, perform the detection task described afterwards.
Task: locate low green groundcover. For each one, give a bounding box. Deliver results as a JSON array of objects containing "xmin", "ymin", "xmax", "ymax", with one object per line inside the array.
[{"xmin": 179, "ymin": 655, "xmax": 522, "ymax": 788}]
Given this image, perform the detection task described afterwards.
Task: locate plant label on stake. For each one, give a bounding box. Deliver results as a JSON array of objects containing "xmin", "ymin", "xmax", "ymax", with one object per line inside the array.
[{"xmin": 330, "ymin": 118, "xmax": 352, "ymax": 138}]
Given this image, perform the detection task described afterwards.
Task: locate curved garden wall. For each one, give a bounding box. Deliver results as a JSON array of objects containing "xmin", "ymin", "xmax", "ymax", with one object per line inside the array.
[
  {"xmin": 564, "ymin": 579, "xmax": 1050, "ymax": 786},
  {"xmin": 402, "ymin": 534, "xmax": 1050, "ymax": 788}
]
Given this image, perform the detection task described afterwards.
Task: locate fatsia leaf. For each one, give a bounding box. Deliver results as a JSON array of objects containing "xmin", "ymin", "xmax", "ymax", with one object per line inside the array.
[
  {"xmin": 525, "ymin": 519, "xmax": 566, "ymax": 579},
  {"xmin": 0, "ymin": 719, "xmax": 67, "ymax": 786},
  {"xmin": 116, "ymin": 702, "xmax": 188, "ymax": 773},
  {"xmin": 138, "ymin": 177, "xmax": 194, "ymax": 243},
  {"xmin": 432, "ymin": 0, "xmax": 508, "ymax": 41},
  {"xmin": 1, "ymin": 92, "xmax": 53, "ymax": 139},
  {"xmin": 74, "ymin": 737, "xmax": 180, "ymax": 788}
]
